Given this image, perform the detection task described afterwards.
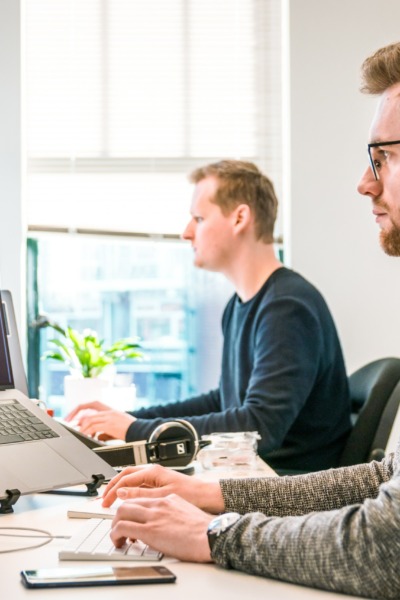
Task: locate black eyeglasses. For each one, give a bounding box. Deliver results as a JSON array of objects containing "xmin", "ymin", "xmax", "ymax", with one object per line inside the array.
[{"xmin": 368, "ymin": 139, "xmax": 400, "ymax": 180}]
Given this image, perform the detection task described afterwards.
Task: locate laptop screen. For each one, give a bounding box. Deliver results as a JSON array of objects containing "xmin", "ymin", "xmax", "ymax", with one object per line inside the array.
[{"xmin": 0, "ymin": 292, "xmax": 14, "ymax": 390}]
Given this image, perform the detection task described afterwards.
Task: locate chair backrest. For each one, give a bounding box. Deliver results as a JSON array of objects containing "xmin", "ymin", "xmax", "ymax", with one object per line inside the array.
[{"xmin": 338, "ymin": 357, "xmax": 400, "ymax": 467}]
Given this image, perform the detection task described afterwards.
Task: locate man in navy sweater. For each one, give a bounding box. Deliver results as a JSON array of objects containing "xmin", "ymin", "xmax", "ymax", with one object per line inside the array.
[{"xmin": 67, "ymin": 160, "xmax": 351, "ymax": 472}]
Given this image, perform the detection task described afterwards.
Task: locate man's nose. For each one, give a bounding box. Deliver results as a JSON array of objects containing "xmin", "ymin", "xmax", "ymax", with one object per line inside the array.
[
  {"xmin": 357, "ymin": 165, "xmax": 383, "ymax": 197},
  {"xmin": 181, "ymin": 220, "xmax": 193, "ymax": 240}
]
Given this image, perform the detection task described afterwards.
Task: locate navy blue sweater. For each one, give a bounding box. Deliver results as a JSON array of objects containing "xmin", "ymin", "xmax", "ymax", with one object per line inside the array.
[{"xmin": 126, "ymin": 268, "xmax": 351, "ymax": 471}]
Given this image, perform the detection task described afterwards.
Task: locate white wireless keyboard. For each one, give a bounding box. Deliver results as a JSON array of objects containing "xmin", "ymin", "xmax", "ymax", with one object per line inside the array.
[{"xmin": 59, "ymin": 518, "xmax": 162, "ymax": 561}]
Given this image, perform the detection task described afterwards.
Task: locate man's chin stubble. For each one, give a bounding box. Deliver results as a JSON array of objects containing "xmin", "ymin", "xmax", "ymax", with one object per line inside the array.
[{"xmin": 380, "ymin": 228, "xmax": 400, "ymax": 256}]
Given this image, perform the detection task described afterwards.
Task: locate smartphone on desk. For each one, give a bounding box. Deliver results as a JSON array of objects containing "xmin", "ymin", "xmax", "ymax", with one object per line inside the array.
[{"xmin": 21, "ymin": 565, "xmax": 177, "ymax": 588}]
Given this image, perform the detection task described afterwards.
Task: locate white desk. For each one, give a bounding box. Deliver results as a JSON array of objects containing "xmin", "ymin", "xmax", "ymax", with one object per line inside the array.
[{"xmin": 0, "ymin": 463, "xmax": 364, "ymax": 600}]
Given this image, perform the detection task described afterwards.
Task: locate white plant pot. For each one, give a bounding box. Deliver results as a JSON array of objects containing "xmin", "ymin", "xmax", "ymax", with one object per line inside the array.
[
  {"xmin": 100, "ymin": 384, "xmax": 137, "ymax": 412},
  {"xmin": 63, "ymin": 375, "xmax": 112, "ymax": 416}
]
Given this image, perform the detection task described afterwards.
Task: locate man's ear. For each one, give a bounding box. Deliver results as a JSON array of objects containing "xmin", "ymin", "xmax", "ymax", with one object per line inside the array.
[{"xmin": 232, "ymin": 204, "xmax": 251, "ymax": 234}]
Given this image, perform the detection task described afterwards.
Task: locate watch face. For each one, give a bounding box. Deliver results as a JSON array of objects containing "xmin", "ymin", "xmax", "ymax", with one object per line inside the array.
[{"xmin": 207, "ymin": 512, "xmax": 241, "ymax": 551}]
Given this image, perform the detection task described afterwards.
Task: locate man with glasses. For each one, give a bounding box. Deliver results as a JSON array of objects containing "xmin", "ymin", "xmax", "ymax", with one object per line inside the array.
[{"xmin": 102, "ymin": 42, "xmax": 400, "ymax": 599}]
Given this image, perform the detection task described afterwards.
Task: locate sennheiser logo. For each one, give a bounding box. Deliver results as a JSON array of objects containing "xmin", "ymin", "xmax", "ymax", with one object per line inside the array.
[{"xmin": 177, "ymin": 443, "xmax": 185, "ymax": 455}]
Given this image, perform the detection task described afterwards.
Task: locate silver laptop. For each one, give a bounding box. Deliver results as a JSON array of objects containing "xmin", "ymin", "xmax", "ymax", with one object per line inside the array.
[
  {"xmin": 2, "ymin": 291, "xmax": 108, "ymax": 450},
  {"xmin": 0, "ymin": 290, "xmax": 117, "ymax": 509}
]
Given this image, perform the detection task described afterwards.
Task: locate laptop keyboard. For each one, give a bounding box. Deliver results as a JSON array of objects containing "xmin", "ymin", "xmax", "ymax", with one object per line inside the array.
[
  {"xmin": 0, "ymin": 399, "xmax": 59, "ymax": 445},
  {"xmin": 59, "ymin": 518, "xmax": 162, "ymax": 561}
]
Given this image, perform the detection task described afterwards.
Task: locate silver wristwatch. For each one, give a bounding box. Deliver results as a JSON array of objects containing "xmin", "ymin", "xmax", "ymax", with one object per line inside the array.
[{"xmin": 207, "ymin": 512, "xmax": 241, "ymax": 552}]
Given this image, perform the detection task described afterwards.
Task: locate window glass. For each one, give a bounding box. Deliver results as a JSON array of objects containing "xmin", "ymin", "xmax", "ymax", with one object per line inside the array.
[{"xmin": 31, "ymin": 235, "xmax": 233, "ymax": 416}]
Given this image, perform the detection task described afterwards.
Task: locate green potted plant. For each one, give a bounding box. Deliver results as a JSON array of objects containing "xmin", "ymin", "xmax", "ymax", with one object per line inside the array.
[
  {"xmin": 41, "ymin": 319, "xmax": 142, "ymax": 378},
  {"xmin": 40, "ymin": 317, "xmax": 142, "ymax": 414}
]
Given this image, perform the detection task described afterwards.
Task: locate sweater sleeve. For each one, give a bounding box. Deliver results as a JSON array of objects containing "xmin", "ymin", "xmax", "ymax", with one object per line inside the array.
[
  {"xmin": 221, "ymin": 455, "xmax": 394, "ymax": 516},
  {"xmin": 212, "ymin": 466, "xmax": 400, "ymax": 599},
  {"xmin": 128, "ymin": 389, "xmax": 221, "ymax": 420},
  {"xmin": 125, "ymin": 389, "xmax": 221, "ymax": 441}
]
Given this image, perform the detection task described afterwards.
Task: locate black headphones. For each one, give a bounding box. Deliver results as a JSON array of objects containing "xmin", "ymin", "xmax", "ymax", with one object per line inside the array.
[{"xmin": 93, "ymin": 419, "xmax": 209, "ymax": 469}]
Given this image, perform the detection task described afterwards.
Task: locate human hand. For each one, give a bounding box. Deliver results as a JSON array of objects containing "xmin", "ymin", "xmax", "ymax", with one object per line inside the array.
[
  {"xmin": 71, "ymin": 408, "xmax": 135, "ymax": 441},
  {"xmin": 110, "ymin": 494, "xmax": 213, "ymax": 562},
  {"xmin": 102, "ymin": 464, "xmax": 225, "ymax": 514},
  {"xmin": 65, "ymin": 401, "xmax": 112, "ymax": 422}
]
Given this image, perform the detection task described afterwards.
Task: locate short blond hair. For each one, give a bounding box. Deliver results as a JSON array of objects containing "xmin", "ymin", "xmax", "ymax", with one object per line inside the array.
[
  {"xmin": 189, "ymin": 160, "xmax": 278, "ymax": 243},
  {"xmin": 361, "ymin": 42, "xmax": 400, "ymax": 94}
]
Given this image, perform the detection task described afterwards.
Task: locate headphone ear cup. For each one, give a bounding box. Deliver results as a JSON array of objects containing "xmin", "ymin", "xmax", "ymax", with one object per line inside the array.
[{"xmin": 148, "ymin": 419, "xmax": 199, "ymax": 468}]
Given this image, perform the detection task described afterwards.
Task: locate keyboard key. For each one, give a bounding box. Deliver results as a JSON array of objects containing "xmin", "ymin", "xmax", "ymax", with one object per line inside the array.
[
  {"xmin": 31, "ymin": 423, "xmax": 52, "ymax": 432},
  {"xmin": 59, "ymin": 518, "xmax": 162, "ymax": 562},
  {"xmin": 0, "ymin": 433, "xmax": 24, "ymax": 444}
]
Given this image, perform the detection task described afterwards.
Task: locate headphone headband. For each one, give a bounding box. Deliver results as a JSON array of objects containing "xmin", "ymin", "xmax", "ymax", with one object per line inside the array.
[{"xmin": 94, "ymin": 419, "xmax": 203, "ymax": 469}]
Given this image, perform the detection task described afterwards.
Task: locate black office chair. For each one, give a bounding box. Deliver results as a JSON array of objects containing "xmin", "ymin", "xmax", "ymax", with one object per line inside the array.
[{"xmin": 338, "ymin": 357, "xmax": 400, "ymax": 466}]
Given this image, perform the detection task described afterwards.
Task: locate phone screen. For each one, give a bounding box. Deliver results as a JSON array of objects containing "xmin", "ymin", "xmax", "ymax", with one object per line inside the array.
[{"xmin": 21, "ymin": 565, "xmax": 176, "ymax": 588}]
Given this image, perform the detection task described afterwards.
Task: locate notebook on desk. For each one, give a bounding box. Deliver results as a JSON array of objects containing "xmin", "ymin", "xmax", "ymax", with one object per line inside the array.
[{"xmin": 0, "ymin": 290, "xmax": 117, "ymax": 510}]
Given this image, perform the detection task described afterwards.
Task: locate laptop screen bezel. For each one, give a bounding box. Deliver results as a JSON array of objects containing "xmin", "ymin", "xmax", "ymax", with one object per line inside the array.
[{"xmin": 0, "ymin": 291, "xmax": 15, "ymax": 391}]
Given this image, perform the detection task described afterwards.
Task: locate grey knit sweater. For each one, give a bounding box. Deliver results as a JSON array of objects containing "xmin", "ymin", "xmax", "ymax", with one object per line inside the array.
[{"xmin": 213, "ymin": 445, "xmax": 400, "ymax": 599}]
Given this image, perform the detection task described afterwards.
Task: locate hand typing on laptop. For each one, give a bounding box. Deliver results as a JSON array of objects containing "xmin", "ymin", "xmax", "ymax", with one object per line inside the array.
[{"xmin": 65, "ymin": 401, "xmax": 135, "ymax": 441}]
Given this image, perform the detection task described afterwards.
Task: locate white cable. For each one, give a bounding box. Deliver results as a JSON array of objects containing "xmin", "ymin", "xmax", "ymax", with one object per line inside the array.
[{"xmin": 0, "ymin": 526, "xmax": 70, "ymax": 554}]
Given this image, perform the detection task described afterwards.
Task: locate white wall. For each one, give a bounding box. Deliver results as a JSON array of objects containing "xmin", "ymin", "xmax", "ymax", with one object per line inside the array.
[
  {"xmin": 285, "ymin": 0, "xmax": 400, "ymax": 373},
  {"xmin": 0, "ymin": 0, "xmax": 25, "ymax": 335}
]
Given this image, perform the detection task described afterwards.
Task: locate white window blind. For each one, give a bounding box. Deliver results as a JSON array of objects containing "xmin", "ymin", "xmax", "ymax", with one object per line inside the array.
[{"xmin": 25, "ymin": 0, "xmax": 282, "ymax": 236}]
